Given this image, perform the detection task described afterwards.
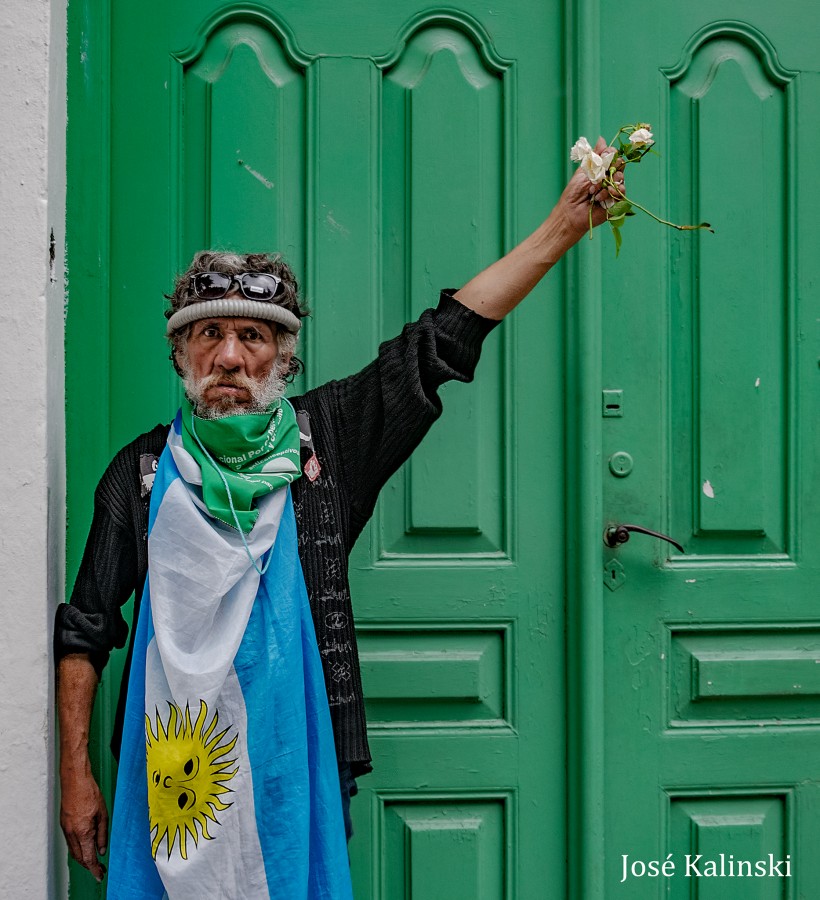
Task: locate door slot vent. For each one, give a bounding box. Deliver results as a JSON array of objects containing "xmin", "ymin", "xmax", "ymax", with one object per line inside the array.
[{"xmin": 602, "ymin": 389, "xmax": 623, "ymax": 417}]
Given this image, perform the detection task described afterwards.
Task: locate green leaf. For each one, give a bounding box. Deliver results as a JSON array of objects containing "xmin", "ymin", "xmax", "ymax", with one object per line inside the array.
[
  {"xmin": 607, "ymin": 213, "xmax": 626, "ymax": 226},
  {"xmin": 609, "ymin": 200, "xmax": 632, "ymax": 218},
  {"xmin": 610, "ymin": 221, "xmax": 623, "ymax": 257}
]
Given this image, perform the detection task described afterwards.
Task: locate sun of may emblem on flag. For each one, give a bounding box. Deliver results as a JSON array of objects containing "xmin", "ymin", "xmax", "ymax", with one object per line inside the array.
[{"xmin": 145, "ymin": 700, "xmax": 239, "ymax": 861}]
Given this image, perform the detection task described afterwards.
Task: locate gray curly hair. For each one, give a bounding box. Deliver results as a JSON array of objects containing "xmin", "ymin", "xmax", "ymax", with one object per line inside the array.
[{"xmin": 165, "ymin": 251, "xmax": 308, "ymax": 381}]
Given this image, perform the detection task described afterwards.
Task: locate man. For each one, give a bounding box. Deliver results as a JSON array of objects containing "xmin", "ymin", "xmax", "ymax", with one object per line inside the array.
[{"xmin": 55, "ymin": 141, "xmax": 620, "ymax": 896}]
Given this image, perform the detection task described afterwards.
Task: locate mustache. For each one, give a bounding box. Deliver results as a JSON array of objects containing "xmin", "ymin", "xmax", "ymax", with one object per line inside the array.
[{"xmin": 200, "ymin": 372, "xmax": 254, "ymax": 392}]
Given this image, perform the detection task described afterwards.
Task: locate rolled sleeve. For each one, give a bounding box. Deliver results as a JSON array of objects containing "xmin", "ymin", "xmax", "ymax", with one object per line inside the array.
[{"xmin": 54, "ymin": 495, "xmax": 137, "ymax": 677}]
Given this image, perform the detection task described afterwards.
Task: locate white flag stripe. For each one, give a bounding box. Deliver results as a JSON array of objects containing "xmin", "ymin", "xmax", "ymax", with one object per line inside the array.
[
  {"xmin": 146, "ymin": 434, "xmax": 287, "ymax": 897},
  {"xmin": 149, "ymin": 466, "xmax": 285, "ymax": 710},
  {"xmin": 145, "ymin": 640, "xmax": 268, "ymax": 899}
]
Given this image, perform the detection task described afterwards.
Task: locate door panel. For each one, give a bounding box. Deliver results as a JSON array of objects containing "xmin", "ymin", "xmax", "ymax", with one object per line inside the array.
[
  {"xmin": 179, "ymin": 21, "xmax": 308, "ymax": 273},
  {"xmin": 380, "ymin": 25, "xmax": 508, "ymax": 556},
  {"xmin": 668, "ymin": 28, "xmax": 792, "ymax": 555},
  {"xmin": 66, "ymin": 1, "xmax": 566, "ymax": 897}
]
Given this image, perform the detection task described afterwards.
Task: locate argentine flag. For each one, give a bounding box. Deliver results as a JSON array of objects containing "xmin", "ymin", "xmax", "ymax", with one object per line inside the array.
[{"xmin": 107, "ymin": 415, "xmax": 353, "ymax": 899}]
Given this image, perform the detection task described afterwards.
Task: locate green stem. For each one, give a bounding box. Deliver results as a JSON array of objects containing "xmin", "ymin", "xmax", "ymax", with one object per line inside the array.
[
  {"xmin": 603, "ymin": 179, "xmax": 713, "ymax": 232},
  {"xmin": 608, "ymin": 126, "xmax": 629, "ymax": 148}
]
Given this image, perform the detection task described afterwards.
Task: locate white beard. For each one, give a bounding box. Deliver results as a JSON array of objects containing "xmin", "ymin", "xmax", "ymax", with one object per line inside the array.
[{"xmin": 179, "ymin": 354, "xmax": 288, "ymax": 420}]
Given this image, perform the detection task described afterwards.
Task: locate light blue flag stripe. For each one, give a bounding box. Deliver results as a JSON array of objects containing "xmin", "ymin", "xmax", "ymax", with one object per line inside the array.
[
  {"xmin": 236, "ymin": 491, "xmax": 353, "ymax": 898},
  {"xmin": 107, "ymin": 440, "xmax": 175, "ymax": 898}
]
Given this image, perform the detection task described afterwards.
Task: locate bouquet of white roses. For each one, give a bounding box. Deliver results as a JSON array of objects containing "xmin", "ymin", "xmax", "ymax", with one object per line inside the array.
[{"xmin": 571, "ymin": 123, "xmax": 713, "ymax": 255}]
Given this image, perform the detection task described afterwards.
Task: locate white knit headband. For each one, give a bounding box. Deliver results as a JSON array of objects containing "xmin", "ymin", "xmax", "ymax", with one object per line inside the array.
[{"xmin": 166, "ymin": 297, "xmax": 302, "ymax": 335}]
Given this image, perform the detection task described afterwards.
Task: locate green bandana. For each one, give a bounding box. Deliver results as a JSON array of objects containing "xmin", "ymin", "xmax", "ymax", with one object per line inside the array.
[{"xmin": 180, "ymin": 397, "xmax": 301, "ymax": 533}]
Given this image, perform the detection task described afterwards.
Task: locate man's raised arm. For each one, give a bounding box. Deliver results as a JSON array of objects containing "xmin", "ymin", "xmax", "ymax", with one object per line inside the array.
[{"xmin": 455, "ymin": 136, "xmax": 619, "ymax": 321}]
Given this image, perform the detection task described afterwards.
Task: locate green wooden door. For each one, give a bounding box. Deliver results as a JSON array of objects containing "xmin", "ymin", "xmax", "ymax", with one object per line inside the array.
[
  {"xmin": 66, "ymin": 1, "xmax": 567, "ymax": 897},
  {"xmin": 586, "ymin": 5, "xmax": 820, "ymax": 898}
]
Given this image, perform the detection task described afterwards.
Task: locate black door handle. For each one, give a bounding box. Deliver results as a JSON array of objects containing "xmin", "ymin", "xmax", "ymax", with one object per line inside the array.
[{"xmin": 603, "ymin": 523, "xmax": 685, "ymax": 554}]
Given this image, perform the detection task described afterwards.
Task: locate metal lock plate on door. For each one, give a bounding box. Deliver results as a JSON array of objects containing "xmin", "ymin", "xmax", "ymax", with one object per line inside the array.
[{"xmin": 604, "ymin": 558, "xmax": 626, "ymax": 591}]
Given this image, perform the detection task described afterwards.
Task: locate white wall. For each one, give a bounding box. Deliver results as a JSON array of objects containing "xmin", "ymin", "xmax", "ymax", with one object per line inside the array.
[{"xmin": 0, "ymin": 0, "xmax": 66, "ymax": 896}]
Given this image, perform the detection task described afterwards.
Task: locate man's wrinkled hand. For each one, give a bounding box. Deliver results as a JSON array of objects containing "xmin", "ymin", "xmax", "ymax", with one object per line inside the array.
[
  {"xmin": 60, "ymin": 770, "xmax": 108, "ymax": 882},
  {"xmin": 556, "ymin": 136, "xmax": 626, "ymax": 242}
]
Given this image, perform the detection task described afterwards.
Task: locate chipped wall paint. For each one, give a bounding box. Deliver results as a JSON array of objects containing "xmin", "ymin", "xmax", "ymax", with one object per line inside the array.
[{"xmin": 0, "ymin": 0, "xmax": 67, "ymax": 896}]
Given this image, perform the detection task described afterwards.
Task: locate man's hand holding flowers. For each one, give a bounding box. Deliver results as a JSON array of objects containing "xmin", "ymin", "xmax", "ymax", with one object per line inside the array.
[
  {"xmin": 557, "ymin": 135, "xmax": 627, "ymax": 238},
  {"xmin": 568, "ymin": 123, "xmax": 713, "ymax": 255}
]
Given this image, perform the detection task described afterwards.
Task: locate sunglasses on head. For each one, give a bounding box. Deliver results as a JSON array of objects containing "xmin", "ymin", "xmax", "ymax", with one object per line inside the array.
[{"xmin": 190, "ymin": 271, "xmax": 284, "ymax": 302}]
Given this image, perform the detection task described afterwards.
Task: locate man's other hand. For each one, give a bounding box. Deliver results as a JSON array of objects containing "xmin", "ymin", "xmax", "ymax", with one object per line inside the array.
[{"xmin": 60, "ymin": 767, "xmax": 108, "ymax": 882}]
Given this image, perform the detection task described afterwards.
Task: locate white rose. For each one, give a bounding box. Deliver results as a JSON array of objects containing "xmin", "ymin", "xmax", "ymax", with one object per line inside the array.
[
  {"xmin": 629, "ymin": 127, "xmax": 654, "ymax": 147},
  {"xmin": 579, "ymin": 145, "xmax": 616, "ymax": 184},
  {"xmin": 570, "ymin": 136, "xmax": 593, "ymax": 162}
]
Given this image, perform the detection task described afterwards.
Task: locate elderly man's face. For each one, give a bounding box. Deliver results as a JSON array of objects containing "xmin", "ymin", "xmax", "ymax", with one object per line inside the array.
[{"xmin": 181, "ymin": 316, "xmax": 291, "ymax": 416}]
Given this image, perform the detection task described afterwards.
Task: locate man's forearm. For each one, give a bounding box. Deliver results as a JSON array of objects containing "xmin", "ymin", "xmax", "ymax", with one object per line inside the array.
[
  {"xmin": 57, "ymin": 653, "xmax": 99, "ymax": 775},
  {"xmin": 454, "ymin": 146, "xmax": 619, "ymax": 321},
  {"xmin": 453, "ymin": 207, "xmax": 582, "ymax": 321},
  {"xmin": 57, "ymin": 653, "xmax": 109, "ymax": 881}
]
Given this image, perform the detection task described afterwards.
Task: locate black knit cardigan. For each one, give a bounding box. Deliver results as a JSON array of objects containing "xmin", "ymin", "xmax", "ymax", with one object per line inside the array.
[{"xmin": 54, "ymin": 292, "xmax": 499, "ymax": 777}]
